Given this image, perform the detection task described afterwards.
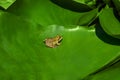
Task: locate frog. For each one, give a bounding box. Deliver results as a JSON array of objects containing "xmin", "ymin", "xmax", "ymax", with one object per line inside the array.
[{"xmin": 44, "ymin": 35, "xmax": 63, "ymax": 48}]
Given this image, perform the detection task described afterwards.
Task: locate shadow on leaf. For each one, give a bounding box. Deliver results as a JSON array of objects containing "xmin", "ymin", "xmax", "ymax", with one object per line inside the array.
[{"xmin": 50, "ymin": 0, "xmax": 92, "ymax": 12}]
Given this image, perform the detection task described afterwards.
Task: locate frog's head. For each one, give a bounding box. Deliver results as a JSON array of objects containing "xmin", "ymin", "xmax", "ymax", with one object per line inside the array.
[{"xmin": 56, "ymin": 35, "xmax": 63, "ymax": 42}]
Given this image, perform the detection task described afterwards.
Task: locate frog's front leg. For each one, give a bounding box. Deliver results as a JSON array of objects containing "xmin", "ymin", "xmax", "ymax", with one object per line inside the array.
[{"xmin": 56, "ymin": 42, "xmax": 61, "ymax": 46}]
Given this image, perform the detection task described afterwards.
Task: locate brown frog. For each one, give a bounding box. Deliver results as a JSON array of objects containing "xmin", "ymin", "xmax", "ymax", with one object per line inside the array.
[{"xmin": 44, "ymin": 35, "xmax": 63, "ymax": 48}]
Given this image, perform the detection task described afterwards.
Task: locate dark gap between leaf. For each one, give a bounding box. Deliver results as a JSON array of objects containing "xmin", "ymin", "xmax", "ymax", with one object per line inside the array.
[
  {"xmin": 113, "ymin": 8, "xmax": 120, "ymax": 21},
  {"xmin": 50, "ymin": 0, "xmax": 92, "ymax": 12},
  {"xmin": 0, "ymin": 6, "xmax": 5, "ymax": 11},
  {"xmin": 88, "ymin": 17, "xmax": 99, "ymax": 27},
  {"xmin": 96, "ymin": 0, "xmax": 104, "ymax": 6}
]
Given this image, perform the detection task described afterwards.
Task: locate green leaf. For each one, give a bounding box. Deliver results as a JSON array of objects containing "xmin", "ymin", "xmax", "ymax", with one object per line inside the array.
[
  {"xmin": 112, "ymin": 0, "xmax": 120, "ymax": 12},
  {"xmin": 1, "ymin": 10, "xmax": 120, "ymax": 80},
  {"xmin": 0, "ymin": 0, "xmax": 16, "ymax": 9},
  {"xmin": 0, "ymin": 0, "xmax": 120, "ymax": 80},
  {"xmin": 77, "ymin": 8, "xmax": 98, "ymax": 26},
  {"xmin": 74, "ymin": 0, "xmax": 96, "ymax": 8},
  {"xmin": 87, "ymin": 60, "xmax": 120, "ymax": 80},
  {"xmin": 99, "ymin": 8, "xmax": 120, "ymax": 39},
  {"xmin": 7, "ymin": 0, "xmax": 83, "ymax": 27}
]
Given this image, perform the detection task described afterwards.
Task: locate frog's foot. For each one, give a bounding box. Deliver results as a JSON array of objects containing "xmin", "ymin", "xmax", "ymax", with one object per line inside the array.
[{"xmin": 56, "ymin": 43, "xmax": 61, "ymax": 46}]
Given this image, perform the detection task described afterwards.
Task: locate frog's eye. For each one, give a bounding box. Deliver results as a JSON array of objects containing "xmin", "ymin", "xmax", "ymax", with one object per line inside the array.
[{"xmin": 43, "ymin": 39, "xmax": 47, "ymax": 43}]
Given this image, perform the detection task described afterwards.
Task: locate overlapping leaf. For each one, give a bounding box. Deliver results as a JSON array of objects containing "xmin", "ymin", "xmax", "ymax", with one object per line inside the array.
[
  {"xmin": 77, "ymin": 8, "xmax": 98, "ymax": 26},
  {"xmin": 87, "ymin": 61, "xmax": 120, "ymax": 80},
  {"xmin": 0, "ymin": 0, "xmax": 16, "ymax": 9},
  {"xmin": 99, "ymin": 8, "xmax": 120, "ymax": 39}
]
